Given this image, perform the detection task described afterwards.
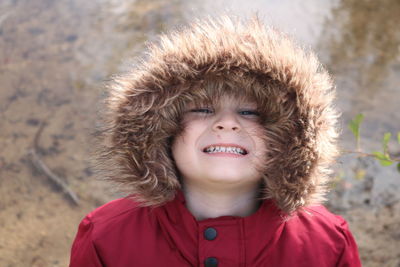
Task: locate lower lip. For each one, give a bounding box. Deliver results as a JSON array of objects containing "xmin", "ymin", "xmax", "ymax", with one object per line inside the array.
[{"xmin": 202, "ymin": 152, "xmax": 247, "ymax": 158}]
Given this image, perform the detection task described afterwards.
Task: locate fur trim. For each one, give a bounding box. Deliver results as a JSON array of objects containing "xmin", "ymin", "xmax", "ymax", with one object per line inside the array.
[{"xmin": 96, "ymin": 16, "xmax": 340, "ymax": 214}]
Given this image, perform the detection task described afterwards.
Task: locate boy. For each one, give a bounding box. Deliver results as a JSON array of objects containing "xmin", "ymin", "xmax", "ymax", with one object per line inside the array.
[{"xmin": 70, "ymin": 16, "xmax": 361, "ymax": 266}]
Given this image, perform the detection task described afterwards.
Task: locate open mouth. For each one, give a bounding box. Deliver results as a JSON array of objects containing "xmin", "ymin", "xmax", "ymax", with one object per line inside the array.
[{"xmin": 202, "ymin": 145, "xmax": 248, "ymax": 156}]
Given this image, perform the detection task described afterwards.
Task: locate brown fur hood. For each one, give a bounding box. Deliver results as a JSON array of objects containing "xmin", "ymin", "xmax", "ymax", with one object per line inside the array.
[{"xmin": 98, "ymin": 16, "xmax": 340, "ymax": 214}]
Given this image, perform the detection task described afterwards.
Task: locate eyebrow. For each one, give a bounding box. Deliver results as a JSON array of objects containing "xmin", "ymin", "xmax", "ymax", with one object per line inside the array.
[{"xmin": 184, "ymin": 96, "xmax": 258, "ymax": 109}]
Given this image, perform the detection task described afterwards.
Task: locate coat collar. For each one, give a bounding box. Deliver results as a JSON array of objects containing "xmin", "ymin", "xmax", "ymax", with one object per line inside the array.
[{"xmin": 153, "ymin": 190, "xmax": 286, "ymax": 265}]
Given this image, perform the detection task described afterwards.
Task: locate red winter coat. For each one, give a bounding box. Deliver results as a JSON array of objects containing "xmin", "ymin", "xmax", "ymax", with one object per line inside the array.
[{"xmin": 70, "ymin": 191, "xmax": 361, "ymax": 267}]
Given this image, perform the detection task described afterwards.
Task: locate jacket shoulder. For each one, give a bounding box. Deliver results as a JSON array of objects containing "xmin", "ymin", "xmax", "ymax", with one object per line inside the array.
[
  {"xmin": 283, "ymin": 204, "xmax": 353, "ymax": 244},
  {"xmin": 70, "ymin": 198, "xmax": 152, "ymax": 266},
  {"xmin": 300, "ymin": 205, "xmax": 361, "ymax": 266},
  {"xmin": 86, "ymin": 197, "xmax": 142, "ymax": 224},
  {"xmin": 301, "ymin": 205, "xmax": 349, "ymax": 229},
  {"xmin": 269, "ymin": 205, "xmax": 361, "ymax": 266},
  {"xmin": 76, "ymin": 197, "xmax": 155, "ymax": 245}
]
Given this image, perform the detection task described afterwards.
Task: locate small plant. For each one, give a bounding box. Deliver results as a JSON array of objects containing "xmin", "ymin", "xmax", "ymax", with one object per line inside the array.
[
  {"xmin": 346, "ymin": 113, "xmax": 400, "ymax": 172},
  {"xmin": 348, "ymin": 113, "xmax": 364, "ymax": 152}
]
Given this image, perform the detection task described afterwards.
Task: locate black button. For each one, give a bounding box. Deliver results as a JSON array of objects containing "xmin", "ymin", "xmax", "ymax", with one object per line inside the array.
[
  {"xmin": 204, "ymin": 227, "xmax": 217, "ymax": 240},
  {"xmin": 204, "ymin": 257, "xmax": 218, "ymax": 267}
]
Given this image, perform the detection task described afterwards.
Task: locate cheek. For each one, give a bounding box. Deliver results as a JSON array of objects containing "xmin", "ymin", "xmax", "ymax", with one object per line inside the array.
[
  {"xmin": 254, "ymin": 138, "xmax": 268, "ymax": 161},
  {"xmin": 248, "ymin": 127, "xmax": 268, "ymax": 159},
  {"xmin": 171, "ymin": 136, "xmax": 186, "ymax": 162},
  {"xmin": 171, "ymin": 132, "xmax": 200, "ymax": 179},
  {"xmin": 171, "ymin": 127, "xmax": 197, "ymax": 160}
]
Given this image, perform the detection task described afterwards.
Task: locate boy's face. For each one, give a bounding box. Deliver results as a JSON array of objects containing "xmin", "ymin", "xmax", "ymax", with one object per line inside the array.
[{"xmin": 172, "ymin": 94, "xmax": 267, "ymax": 190}]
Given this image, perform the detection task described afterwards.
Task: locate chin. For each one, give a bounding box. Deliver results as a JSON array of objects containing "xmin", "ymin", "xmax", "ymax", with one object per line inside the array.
[{"xmin": 204, "ymin": 172, "xmax": 258, "ymax": 185}]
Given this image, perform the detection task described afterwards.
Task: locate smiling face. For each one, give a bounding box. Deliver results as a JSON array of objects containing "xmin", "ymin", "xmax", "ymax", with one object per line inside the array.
[{"xmin": 171, "ymin": 94, "xmax": 268, "ymax": 191}]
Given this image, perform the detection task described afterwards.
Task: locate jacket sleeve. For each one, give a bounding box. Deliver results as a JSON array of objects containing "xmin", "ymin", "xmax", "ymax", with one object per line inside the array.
[
  {"xmin": 336, "ymin": 218, "xmax": 362, "ymax": 267},
  {"xmin": 69, "ymin": 216, "xmax": 104, "ymax": 267}
]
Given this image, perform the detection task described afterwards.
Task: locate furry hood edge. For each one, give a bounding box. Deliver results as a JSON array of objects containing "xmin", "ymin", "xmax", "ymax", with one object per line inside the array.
[{"xmin": 97, "ymin": 16, "xmax": 340, "ymax": 214}]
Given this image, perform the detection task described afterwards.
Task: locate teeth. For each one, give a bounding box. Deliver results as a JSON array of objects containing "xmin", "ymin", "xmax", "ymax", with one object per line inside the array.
[{"xmin": 204, "ymin": 146, "xmax": 246, "ymax": 155}]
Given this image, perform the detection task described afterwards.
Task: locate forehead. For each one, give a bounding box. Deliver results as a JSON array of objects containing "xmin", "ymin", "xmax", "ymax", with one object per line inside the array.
[
  {"xmin": 179, "ymin": 75, "xmax": 262, "ymax": 111},
  {"xmin": 194, "ymin": 94, "xmax": 256, "ymax": 107}
]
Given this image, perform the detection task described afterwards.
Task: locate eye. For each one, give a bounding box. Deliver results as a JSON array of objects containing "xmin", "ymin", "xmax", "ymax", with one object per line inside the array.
[
  {"xmin": 239, "ymin": 110, "xmax": 260, "ymax": 116},
  {"xmin": 190, "ymin": 108, "xmax": 213, "ymax": 114}
]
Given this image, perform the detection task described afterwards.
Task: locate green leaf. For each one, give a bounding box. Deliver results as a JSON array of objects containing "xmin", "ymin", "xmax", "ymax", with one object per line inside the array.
[
  {"xmin": 382, "ymin": 132, "xmax": 391, "ymax": 156},
  {"xmin": 397, "ymin": 163, "xmax": 400, "ymax": 173},
  {"xmin": 372, "ymin": 151, "xmax": 393, "ymax": 166},
  {"xmin": 348, "ymin": 114, "xmax": 364, "ymax": 141},
  {"xmin": 397, "ymin": 132, "xmax": 400, "ymax": 145}
]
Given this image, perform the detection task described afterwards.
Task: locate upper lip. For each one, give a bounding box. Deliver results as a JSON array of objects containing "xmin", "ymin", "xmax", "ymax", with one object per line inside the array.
[{"xmin": 202, "ymin": 143, "xmax": 249, "ymax": 154}]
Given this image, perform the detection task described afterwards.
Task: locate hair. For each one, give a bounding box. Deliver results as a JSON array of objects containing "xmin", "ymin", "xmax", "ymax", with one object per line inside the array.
[{"xmin": 94, "ymin": 15, "xmax": 340, "ymax": 214}]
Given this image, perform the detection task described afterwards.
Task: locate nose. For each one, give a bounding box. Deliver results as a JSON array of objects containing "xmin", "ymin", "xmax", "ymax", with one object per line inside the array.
[{"xmin": 212, "ymin": 111, "xmax": 241, "ymax": 132}]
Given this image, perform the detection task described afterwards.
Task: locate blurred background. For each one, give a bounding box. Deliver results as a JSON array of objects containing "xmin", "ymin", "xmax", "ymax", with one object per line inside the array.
[{"xmin": 0, "ymin": 0, "xmax": 399, "ymax": 266}]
